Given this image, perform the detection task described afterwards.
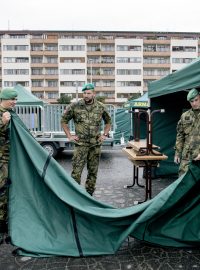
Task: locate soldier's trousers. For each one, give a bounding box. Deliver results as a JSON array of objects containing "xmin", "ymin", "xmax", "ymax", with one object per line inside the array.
[
  {"xmin": 71, "ymin": 144, "xmax": 101, "ymax": 195},
  {"xmin": 0, "ymin": 162, "xmax": 8, "ymax": 223},
  {"xmin": 179, "ymin": 159, "xmax": 190, "ymax": 176}
]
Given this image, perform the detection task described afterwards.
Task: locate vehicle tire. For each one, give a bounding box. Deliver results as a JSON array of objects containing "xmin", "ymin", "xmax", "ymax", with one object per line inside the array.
[{"xmin": 41, "ymin": 142, "xmax": 58, "ymax": 158}]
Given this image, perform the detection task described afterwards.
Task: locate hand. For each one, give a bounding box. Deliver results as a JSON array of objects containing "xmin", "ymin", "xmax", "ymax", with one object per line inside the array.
[
  {"xmin": 194, "ymin": 154, "xmax": 200, "ymax": 161},
  {"xmin": 174, "ymin": 155, "xmax": 180, "ymax": 164},
  {"xmin": 2, "ymin": 112, "xmax": 11, "ymax": 125},
  {"xmin": 69, "ymin": 135, "xmax": 79, "ymax": 142},
  {"xmin": 99, "ymin": 134, "xmax": 107, "ymax": 142}
]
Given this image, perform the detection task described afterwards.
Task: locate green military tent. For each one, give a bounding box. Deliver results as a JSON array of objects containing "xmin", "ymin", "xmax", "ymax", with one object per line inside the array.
[
  {"xmin": 14, "ymin": 84, "xmax": 44, "ymax": 106},
  {"xmin": 148, "ymin": 57, "xmax": 200, "ymax": 176},
  {"xmin": 123, "ymin": 92, "xmax": 149, "ymax": 109},
  {"xmin": 8, "ymin": 112, "xmax": 200, "ymax": 257}
]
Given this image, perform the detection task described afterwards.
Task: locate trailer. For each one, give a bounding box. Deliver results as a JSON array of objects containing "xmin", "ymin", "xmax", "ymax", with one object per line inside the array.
[{"xmin": 14, "ymin": 104, "xmax": 116, "ymax": 157}]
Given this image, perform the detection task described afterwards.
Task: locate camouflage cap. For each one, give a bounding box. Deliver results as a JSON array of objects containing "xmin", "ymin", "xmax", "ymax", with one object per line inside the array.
[
  {"xmin": 0, "ymin": 88, "xmax": 18, "ymax": 100},
  {"xmin": 82, "ymin": 83, "xmax": 95, "ymax": 92},
  {"xmin": 187, "ymin": 88, "xmax": 199, "ymax": 102}
]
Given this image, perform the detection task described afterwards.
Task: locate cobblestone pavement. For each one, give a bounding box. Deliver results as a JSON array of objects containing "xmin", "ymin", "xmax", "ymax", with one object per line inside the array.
[{"xmin": 0, "ymin": 147, "xmax": 200, "ymax": 270}]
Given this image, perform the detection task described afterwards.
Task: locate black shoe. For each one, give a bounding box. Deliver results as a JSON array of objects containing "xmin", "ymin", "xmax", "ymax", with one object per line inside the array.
[
  {"xmin": 0, "ymin": 233, "xmax": 11, "ymax": 245},
  {"xmin": 0, "ymin": 221, "xmax": 8, "ymax": 233},
  {"xmin": 87, "ymin": 191, "xmax": 93, "ymax": 196}
]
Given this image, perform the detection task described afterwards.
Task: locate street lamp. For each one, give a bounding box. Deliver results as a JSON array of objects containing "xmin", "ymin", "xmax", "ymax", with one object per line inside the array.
[
  {"xmin": 74, "ymin": 81, "xmax": 78, "ymax": 101},
  {"xmin": 89, "ymin": 59, "xmax": 93, "ymax": 83}
]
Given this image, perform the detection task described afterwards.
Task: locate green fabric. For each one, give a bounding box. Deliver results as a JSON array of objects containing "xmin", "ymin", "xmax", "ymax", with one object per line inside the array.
[
  {"xmin": 123, "ymin": 93, "xmax": 149, "ymax": 109},
  {"xmin": 148, "ymin": 58, "xmax": 200, "ymax": 176},
  {"xmin": 14, "ymin": 84, "xmax": 44, "ymax": 106},
  {"xmin": 148, "ymin": 57, "xmax": 200, "ymax": 98},
  {"xmin": 8, "ymin": 112, "xmax": 200, "ymax": 257},
  {"xmin": 0, "ymin": 88, "xmax": 18, "ymax": 100}
]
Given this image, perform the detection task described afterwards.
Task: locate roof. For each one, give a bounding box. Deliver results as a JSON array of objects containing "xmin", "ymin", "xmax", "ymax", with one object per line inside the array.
[
  {"xmin": 14, "ymin": 84, "xmax": 44, "ymax": 106},
  {"xmin": 148, "ymin": 57, "xmax": 200, "ymax": 98}
]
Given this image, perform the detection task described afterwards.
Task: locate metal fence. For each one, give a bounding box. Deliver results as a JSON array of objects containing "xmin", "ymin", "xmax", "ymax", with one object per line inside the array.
[{"xmin": 14, "ymin": 104, "xmax": 116, "ymax": 135}]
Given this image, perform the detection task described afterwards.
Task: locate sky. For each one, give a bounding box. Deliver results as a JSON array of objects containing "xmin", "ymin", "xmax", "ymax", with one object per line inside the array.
[{"xmin": 1, "ymin": 0, "xmax": 200, "ymax": 33}]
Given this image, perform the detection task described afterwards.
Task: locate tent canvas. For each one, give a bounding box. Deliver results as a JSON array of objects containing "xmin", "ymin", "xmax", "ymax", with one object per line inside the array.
[
  {"xmin": 8, "ymin": 112, "xmax": 200, "ymax": 257},
  {"xmin": 14, "ymin": 84, "xmax": 44, "ymax": 106},
  {"xmin": 123, "ymin": 92, "xmax": 149, "ymax": 109},
  {"xmin": 148, "ymin": 57, "xmax": 200, "ymax": 176}
]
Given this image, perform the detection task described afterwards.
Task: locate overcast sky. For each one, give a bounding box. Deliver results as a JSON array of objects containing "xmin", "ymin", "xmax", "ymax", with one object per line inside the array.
[{"xmin": 1, "ymin": 0, "xmax": 200, "ymax": 33}]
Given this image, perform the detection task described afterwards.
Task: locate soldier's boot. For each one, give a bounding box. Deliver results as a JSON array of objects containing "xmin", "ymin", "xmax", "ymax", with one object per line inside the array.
[
  {"xmin": 87, "ymin": 190, "xmax": 94, "ymax": 196},
  {"xmin": 0, "ymin": 220, "xmax": 9, "ymax": 244},
  {"xmin": 0, "ymin": 233, "xmax": 3, "ymax": 245}
]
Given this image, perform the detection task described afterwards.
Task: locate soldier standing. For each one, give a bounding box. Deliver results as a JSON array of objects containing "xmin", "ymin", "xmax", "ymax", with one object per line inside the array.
[
  {"xmin": 174, "ymin": 88, "xmax": 200, "ymax": 176},
  {"xmin": 61, "ymin": 83, "xmax": 111, "ymax": 195},
  {"xmin": 0, "ymin": 88, "xmax": 18, "ymax": 243}
]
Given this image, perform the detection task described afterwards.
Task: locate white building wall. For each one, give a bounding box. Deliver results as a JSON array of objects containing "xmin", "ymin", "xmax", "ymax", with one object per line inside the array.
[
  {"xmin": 115, "ymin": 38, "xmax": 143, "ymax": 103},
  {"xmin": 58, "ymin": 38, "xmax": 87, "ymax": 95},
  {"xmin": 1, "ymin": 36, "xmax": 31, "ymax": 90},
  {"xmin": 170, "ymin": 39, "xmax": 198, "ymax": 72}
]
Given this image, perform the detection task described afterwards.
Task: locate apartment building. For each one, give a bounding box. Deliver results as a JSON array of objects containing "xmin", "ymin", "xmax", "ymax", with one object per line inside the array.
[{"xmin": 0, "ymin": 30, "xmax": 200, "ymax": 105}]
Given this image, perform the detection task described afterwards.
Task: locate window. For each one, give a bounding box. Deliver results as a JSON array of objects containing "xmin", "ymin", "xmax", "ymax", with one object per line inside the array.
[
  {"xmin": 32, "ymin": 80, "xmax": 43, "ymax": 87},
  {"xmin": 45, "ymin": 68, "xmax": 58, "ymax": 75},
  {"xmin": 46, "ymin": 92, "xmax": 59, "ymax": 99},
  {"xmin": 47, "ymin": 80, "xmax": 58, "ymax": 87},
  {"xmin": 4, "ymin": 57, "xmax": 29, "ymax": 63},
  {"xmin": 60, "ymin": 69, "xmax": 85, "ymax": 75},
  {"xmin": 4, "ymin": 81, "xmax": 29, "ymax": 87},
  {"xmin": 59, "ymin": 45, "xmax": 85, "ymax": 51},
  {"xmin": 44, "ymin": 44, "xmax": 58, "ymax": 51},
  {"xmin": 3, "ymin": 45, "xmax": 29, "ymax": 51},
  {"xmin": 4, "ymin": 69, "xmax": 29, "ymax": 75},
  {"xmin": 31, "ymin": 57, "xmax": 43, "ymax": 63},
  {"xmin": 45, "ymin": 56, "xmax": 58, "ymax": 64},
  {"xmin": 117, "ymin": 57, "xmax": 141, "ymax": 63},
  {"xmin": 117, "ymin": 69, "xmax": 141, "ymax": 75},
  {"xmin": 172, "ymin": 58, "xmax": 194, "ymax": 64},
  {"xmin": 31, "ymin": 44, "xmax": 43, "ymax": 51},
  {"xmin": 117, "ymin": 45, "xmax": 141, "ymax": 51},
  {"xmin": 32, "ymin": 68, "xmax": 43, "ymax": 75},
  {"xmin": 117, "ymin": 81, "xmax": 141, "ymax": 87}
]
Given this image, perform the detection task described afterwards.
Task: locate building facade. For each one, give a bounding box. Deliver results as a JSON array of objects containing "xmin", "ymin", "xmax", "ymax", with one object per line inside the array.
[{"xmin": 0, "ymin": 30, "xmax": 200, "ymax": 104}]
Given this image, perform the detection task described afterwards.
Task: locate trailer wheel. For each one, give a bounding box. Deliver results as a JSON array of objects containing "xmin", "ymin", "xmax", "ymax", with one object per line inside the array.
[{"xmin": 41, "ymin": 142, "xmax": 58, "ymax": 158}]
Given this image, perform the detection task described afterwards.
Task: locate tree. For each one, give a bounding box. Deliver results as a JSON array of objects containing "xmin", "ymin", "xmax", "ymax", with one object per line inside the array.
[
  {"xmin": 128, "ymin": 93, "xmax": 141, "ymax": 101},
  {"xmin": 57, "ymin": 95, "xmax": 72, "ymax": 104},
  {"xmin": 96, "ymin": 96, "xmax": 106, "ymax": 103}
]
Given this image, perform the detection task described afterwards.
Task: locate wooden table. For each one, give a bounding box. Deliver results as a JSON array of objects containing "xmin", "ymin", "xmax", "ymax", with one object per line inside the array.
[{"xmin": 122, "ymin": 140, "xmax": 168, "ymax": 203}]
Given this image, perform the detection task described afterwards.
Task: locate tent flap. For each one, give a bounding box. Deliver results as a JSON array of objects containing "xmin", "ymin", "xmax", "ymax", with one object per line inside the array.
[{"xmin": 8, "ymin": 112, "xmax": 200, "ymax": 257}]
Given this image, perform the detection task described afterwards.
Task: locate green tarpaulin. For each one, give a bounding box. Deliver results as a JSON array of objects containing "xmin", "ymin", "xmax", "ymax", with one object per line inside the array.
[
  {"xmin": 148, "ymin": 57, "xmax": 200, "ymax": 176},
  {"xmin": 14, "ymin": 84, "xmax": 44, "ymax": 106},
  {"xmin": 9, "ymin": 112, "xmax": 200, "ymax": 257}
]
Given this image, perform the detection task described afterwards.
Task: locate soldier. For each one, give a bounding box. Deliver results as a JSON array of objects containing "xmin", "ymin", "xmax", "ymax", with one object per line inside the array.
[
  {"xmin": 61, "ymin": 83, "xmax": 111, "ymax": 195},
  {"xmin": 0, "ymin": 88, "xmax": 18, "ymax": 244},
  {"xmin": 174, "ymin": 88, "xmax": 200, "ymax": 176}
]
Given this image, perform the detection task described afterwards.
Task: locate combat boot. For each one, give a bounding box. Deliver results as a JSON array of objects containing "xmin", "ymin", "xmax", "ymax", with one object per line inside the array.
[{"xmin": 0, "ymin": 233, "xmax": 3, "ymax": 245}]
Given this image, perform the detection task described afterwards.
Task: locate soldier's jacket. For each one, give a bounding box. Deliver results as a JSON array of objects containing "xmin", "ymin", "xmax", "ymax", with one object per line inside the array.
[
  {"xmin": 175, "ymin": 109, "xmax": 200, "ymax": 161},
  {"xmin": 61, "ymin": 99, "xmax": 111, "ymax": 145},
  {"xmin": 0, "ymin": 106, "xmax": 10, "ymax": 163}
]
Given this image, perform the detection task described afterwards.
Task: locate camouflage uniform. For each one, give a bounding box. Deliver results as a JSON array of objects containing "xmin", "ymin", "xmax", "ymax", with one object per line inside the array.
[
  {"xmin": 61, "ymin": 99, "xmax": 111, "ymax": 195},
  {"xmin": 175, "ymin": 108, "xmax": 200, "ymax": 176},
  {"xmin": 0, "ymin": 106, "xmax": 10, "ymax": 227}
]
